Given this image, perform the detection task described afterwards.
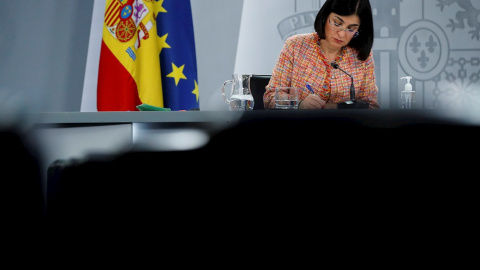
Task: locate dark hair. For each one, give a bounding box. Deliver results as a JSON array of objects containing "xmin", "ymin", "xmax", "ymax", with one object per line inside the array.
[{"xmin": 314, "ymin": 0, "xmax": 374, "ymax": 61}]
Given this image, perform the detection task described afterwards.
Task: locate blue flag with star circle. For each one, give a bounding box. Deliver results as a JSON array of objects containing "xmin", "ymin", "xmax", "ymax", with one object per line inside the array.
[{"xmin": 157, "ymin": 0, "xmax": 199, "ymax": 111}]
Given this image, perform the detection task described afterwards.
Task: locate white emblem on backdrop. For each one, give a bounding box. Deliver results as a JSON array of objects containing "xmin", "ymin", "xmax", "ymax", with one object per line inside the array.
[{"xmin": 372, "ymin": 0, "xmax": 480, "ymax": 111}]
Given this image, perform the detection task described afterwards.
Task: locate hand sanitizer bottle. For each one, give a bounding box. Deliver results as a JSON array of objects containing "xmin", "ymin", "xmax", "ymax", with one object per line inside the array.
[{"xmin": 400, "ymin": 76, "xmax": 415, "ymax": 109}]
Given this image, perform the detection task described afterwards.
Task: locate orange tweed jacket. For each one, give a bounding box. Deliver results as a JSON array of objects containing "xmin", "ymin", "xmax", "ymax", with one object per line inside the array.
[{"xmin": 264, "ymin": 33, "xmax": 380, "ymax": 109}]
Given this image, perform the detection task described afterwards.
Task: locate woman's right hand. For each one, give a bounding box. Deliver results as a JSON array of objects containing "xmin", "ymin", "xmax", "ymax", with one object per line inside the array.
[{"xmin": 299, "ymin": 94, "xmax": 326, "ymax": 109}]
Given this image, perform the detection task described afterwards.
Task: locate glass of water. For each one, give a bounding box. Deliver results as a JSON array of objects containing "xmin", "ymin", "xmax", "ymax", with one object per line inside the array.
[{"xmin": 272, "ymin": 87, "xmax": 300, "ymax": 110}]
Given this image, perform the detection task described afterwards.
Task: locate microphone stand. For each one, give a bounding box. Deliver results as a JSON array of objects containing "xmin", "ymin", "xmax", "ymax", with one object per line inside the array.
[{"xmin": 331, "ymin": 63, "xmax": 369, "ymax": 109}]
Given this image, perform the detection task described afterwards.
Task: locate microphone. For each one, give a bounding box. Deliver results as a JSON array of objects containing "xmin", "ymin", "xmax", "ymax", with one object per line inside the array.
[
  {"xmin": 331, "ymin": 62, "xmax": 355, "ymax": 100},
  {"xmin": 331, "ymin": 62, "xmax": 369, "ymax": 109}
]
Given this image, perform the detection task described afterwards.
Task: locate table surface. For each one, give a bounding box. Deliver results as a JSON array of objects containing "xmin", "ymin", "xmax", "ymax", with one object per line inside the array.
[{"xmin": 28, "ymin": 109, "xmax": 479, "ymax": 127}]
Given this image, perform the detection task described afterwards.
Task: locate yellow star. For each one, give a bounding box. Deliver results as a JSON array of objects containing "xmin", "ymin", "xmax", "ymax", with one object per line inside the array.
[
  {"xmin": 158, "ymin": 33, "xmax": 171, "ymax": 53},
  {"xmin": 167, "ymin": 63, "xmax": 187, "ymax": 86},
  {"xmin": 192, "ymin": 80, "xmax": 199, "ymax": 102},
  {"xmin": 157, "ymin": 0, "xmax": 167, "ymax": 13}
]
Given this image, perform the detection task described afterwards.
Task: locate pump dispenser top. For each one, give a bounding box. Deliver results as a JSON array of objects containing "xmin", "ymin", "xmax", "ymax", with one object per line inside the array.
[
  {"xmin": 401, "ymin": 76, "xmax": 413, "ymax": 91},
  {"xmin": 400, "ymin": 76, "xmax": 415, "ymax": 109}
]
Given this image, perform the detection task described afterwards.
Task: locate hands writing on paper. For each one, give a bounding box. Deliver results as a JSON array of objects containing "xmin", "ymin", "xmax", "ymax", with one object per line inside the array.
[
  {"xmin": 300, "ymin": 85, "xmax": 337, "ymax": 109},
  {"xmin": 299, "ymin": 94, "xmax": 327, "ymax": 109}
]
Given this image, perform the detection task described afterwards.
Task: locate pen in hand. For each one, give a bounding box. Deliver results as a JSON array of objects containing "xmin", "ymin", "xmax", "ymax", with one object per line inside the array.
[
  {"xmin": 306, "ymin": 84, "xmax": 315, "ymax": 94},
  {"xmin": 305, "ymin": 84, "xmax": 325, "ymax": 109}
]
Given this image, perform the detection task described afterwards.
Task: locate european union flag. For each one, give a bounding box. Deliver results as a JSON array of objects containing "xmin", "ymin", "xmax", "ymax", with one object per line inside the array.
[{"xmin": 157, "ymin": 0, "xmax": 200, "ymax": 111}]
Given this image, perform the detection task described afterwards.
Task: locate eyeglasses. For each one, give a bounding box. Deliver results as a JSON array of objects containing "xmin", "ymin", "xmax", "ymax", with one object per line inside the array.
[{"xmin": 328, "ymin": 18, "xmax": 360, "ymax": 38}]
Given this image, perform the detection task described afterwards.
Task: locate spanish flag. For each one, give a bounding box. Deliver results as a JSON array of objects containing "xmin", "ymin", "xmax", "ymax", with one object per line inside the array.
[{"xmin": 97, "ymin": 0, "xmax": 199, "ymax": 111}]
